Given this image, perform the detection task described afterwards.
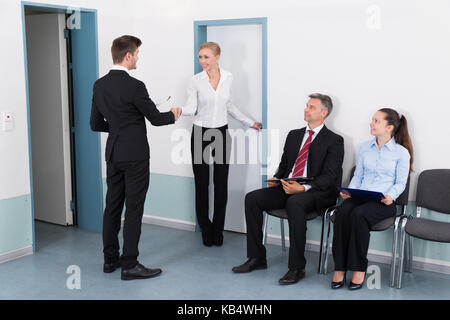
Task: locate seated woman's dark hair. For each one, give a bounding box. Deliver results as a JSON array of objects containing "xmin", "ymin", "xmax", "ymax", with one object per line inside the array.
[{"xmin": 378, "ymin": 108, "xmax": 413, "ymax": 172}]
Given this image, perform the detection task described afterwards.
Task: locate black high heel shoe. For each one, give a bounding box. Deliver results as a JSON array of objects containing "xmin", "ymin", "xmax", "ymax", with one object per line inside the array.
[
  {"xmin": 202, "ymin": 231, "xmax": 213, "ymax": 247},
  {"xmin": 331, "ymin": 274, "xmax": 346, "ymax": 289},
  {"xmin": 348, "ymin": 281, "xmax": 364, "ymax": 290},
  {"xmin": 348, "ymin": 274, "xmax": 365, "ymax": 290}
]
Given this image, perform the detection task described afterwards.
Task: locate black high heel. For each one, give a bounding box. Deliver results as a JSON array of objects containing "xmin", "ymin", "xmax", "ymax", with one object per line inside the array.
[
  {"xmin": 202, "ymin": 231, "xmax": 213, "ymax": 247},
  {"xmin": 331, "ymin": 274, "xmax": 346, "ymax": 289},
  {"xmin": 348, "ymin": 274, "xmax": 365, "ymax": 290}
]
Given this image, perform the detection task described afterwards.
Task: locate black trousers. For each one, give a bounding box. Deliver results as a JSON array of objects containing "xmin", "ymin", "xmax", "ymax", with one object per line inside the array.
[
  {"xmin": 332, "ymin": 198, "xmax": 397, "ymax": 272},
  {"xmin": 191, "ymin": 124, "xmax": 231, "ymax": 241},
  {"xmin": 244, "ymin": 185, "xmax": 316, "ymax": 270},
  {"xmin": 103, "ymin": 159, "xmax": 149, "ymax": 270}
]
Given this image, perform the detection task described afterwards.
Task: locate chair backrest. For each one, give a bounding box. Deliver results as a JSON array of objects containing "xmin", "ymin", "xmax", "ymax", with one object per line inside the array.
[
  {"xmin": 349, "ymin": 166, "xmax": 356, "ymax": 181},
  {"xmin": 348, "ymin": 166, "xmax": 410, "ymax": 206},
  {"xmin": 396, "ymin": 175, "xmax": 410, "ymax": 206},
  {"xmin": 416, "ymin": 169, "xmax": 450, "ymax": 214}
]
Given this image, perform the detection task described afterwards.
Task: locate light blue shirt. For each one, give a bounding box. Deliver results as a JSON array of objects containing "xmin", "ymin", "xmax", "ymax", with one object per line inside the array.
[{"xmin": 348, "ymin": 137, "xmax": 410, "ymax": 201}]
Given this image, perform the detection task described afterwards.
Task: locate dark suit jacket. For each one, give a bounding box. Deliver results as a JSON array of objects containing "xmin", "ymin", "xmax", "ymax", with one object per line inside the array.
[
  {"xmin": 90, "ymin": 70, "xmax": 175, "ymax": 162},
  {"xmin": 274, "ymin": 125, "xmax": 344, "ymax": 210}
]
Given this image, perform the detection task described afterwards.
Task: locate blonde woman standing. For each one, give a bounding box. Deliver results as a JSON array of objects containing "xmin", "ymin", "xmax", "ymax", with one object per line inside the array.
[{"xmin": 181, "ymin": 42, "xmax": 262, "ymax": 247}]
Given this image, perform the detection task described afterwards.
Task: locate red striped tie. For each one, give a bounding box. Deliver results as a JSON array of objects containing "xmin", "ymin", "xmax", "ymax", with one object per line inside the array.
[{"xmin": 292, "ymin": 130, "xmax": 314, "ymax": 178}]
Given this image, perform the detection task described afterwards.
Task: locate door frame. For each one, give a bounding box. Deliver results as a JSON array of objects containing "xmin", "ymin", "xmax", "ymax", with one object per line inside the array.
[
  {"xmin": 193, "ymin": 18, "xmax": 268, "ymax": 231},
  {"xmin": 21, "ymin": 1, "xmax": 103, "ymax": 251}
]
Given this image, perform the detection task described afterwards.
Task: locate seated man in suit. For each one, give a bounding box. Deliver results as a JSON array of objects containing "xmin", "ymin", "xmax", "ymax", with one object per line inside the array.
[{"xmin": 232, "ymin": 93, "xmax": 344, "ymax": 285}]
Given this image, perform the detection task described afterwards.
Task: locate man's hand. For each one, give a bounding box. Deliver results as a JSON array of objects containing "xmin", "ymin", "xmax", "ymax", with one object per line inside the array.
[
  {"xmin": 281, "ymin": 179, "xmax": 305, "ymax": 194},
  {"xmin": 381, "ymin": 194, "xmax": 393, "ymax": 205},
  {"xmin": 340, "ymin": 191, "xmax": 351, "ymax": 200},
  {"xmin": 170, "ymin": 107, "xmax": 182, "ymax": 121},
  {"xmin": 267, "ymin": 177, "xmax": 280, "ymax": 188},
  {"xmin": 252, "ymin": 122, "xmax": 262, "ymax": 131}
]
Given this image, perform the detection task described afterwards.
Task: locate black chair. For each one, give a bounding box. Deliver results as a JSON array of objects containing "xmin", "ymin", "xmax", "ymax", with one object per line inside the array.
[
  {"xmin": 320, "ymin": 166, "xmax": 410, "ymax": 288},
  {"xmin": 396, "ymin": 169, "xmax": 450, "ymax": 288},
  {"xmin": 262, "ymin": 206, "xmax": 335, "ymax": 274}
]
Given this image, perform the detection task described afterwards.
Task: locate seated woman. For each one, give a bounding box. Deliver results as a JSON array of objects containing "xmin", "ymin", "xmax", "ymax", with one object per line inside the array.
[{"xmin": 331, "ymin": 108, "xmax": 413, "ymax": 290}]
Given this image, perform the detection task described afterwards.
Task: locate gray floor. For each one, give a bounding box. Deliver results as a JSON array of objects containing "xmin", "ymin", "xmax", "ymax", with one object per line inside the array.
[{"xmin": 0, "ymin": 221, "xmax": 449, "ymax": 300}]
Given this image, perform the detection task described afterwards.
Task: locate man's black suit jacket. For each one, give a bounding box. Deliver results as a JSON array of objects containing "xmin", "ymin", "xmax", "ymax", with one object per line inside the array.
[
  {"xmin": 274, "ymin": 125, "xmax": 344, "ymax": 210},
  {"xmin": 90, "ymin": 70, "xmax": 175, "ymax": 162}
]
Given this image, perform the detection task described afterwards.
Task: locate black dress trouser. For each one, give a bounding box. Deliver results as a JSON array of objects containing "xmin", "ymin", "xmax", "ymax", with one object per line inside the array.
[
  {"xmin": 332, "ymin": 198, "xmax": 397, "ymax": 272},
  {"xmin": 191, "ymin": 124, "xmax": 231, "ymax": 242},
  {"xmin": 244, "ymin": 185, "xmax": 316, "ymax": 270},
  {"xmin": 103, "ymin": 159, "xmax": 149, "ymax": 270}
]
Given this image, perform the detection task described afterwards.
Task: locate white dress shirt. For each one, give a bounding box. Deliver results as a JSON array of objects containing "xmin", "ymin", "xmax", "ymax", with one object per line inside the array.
[
  {"xmin": 181, "ymin": 69, "xmax": 254, "ymax": 128},
  {"xmin": 286, "ymin": 123, "xmax": 324, "ymax": 192},
  {"xmin": 110, "ymin": 65, "xmax": 130, "ymax": 74}
]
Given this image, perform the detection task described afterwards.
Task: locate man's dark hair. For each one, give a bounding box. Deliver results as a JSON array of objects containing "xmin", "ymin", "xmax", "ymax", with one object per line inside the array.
[
  {"xmin": 308, "ymin": 93, "xmax": 333, "ymax": 117},
  {"xmin": 111, "ymin": 35, "xmax": 142, "ymax": 64}
]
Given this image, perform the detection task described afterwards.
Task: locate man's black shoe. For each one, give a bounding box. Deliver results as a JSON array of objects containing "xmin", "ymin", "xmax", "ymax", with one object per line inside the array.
[
  {"xmin": 121, "ymin": 263, "xmax": 162, "ymax": 280},
  {"xmin": 232, "ymin": 258, "xmax": 267, "ymax": 273},
  {"xmin": 103, "ymin": 260, "xmax": 121, "ymax": 273},
  {"xmin": 278, "ymin": 269, "xmax": 305, "ymax": 285}
]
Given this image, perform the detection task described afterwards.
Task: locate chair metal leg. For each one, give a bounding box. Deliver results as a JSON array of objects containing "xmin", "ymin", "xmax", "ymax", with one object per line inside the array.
[
  {"xmin": 396, "ymin": 218, "xmax": 408, "ymax": 289},
  {"xmin": 280, "ymin": 218, "xmax": 286, "ymax": 252},
  {"xmin": 262, "ymin": 212, "xmax": 268, "ymax": 246},
  {"xmin": 407, "ymin": 234, "xmax": 413, "ymax": 273},
  {"xmin": 318, "ymin": 210, "xmax": 328, "ymax": 274},
  {"xmin": 390, "ymin": 216, "xmax": 400, "ymax": 287},
  {"xmin": 405, "ymin": 234, "xmax": 414, "ymax": 273},
  {"xmin": 323, "ymin": 212, "xmax": 333, "ymax": 274},
  {"xmin": 403, "ymin": 231, "xmax": 409, "ymax": 271}
]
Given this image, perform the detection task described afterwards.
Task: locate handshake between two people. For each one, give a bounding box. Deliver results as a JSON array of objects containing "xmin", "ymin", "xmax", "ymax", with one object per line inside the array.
[{"xmin": 170, "ymin": 107, "xmax": 182, "ymax": 121}]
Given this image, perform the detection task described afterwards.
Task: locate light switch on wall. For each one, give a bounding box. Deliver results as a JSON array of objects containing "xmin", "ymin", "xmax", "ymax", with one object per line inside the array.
[{"xmin": 2, "ymin": 111, "xmax": 14, "ymax": 131}]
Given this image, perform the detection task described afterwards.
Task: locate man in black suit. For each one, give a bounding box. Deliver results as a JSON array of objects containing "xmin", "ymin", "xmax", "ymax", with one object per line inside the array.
[
  {"xmin": 232, "ymin": 93, "xmax": 344, "ymax": 285},
  {"xmin": 90, "ymin": 35, "xmax": 181, "ymax": 280}
]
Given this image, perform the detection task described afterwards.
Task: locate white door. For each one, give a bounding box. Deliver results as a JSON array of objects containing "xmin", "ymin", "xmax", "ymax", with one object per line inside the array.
[
  {"xmin": 26, "ymin": 13, "xmax": 73, "ymax": 226},
  {"xmin": 207, "ymin": 24, "xmax": 263, "ymax": 233}
]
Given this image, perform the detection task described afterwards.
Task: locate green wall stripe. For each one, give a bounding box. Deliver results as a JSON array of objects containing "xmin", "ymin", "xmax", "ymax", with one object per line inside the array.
[{"xmin": 0, "ymin": 194, "xmax": 33, "ymax": 254}]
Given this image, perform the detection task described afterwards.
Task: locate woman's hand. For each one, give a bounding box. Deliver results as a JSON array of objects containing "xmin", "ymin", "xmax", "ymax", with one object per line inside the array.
[
  {"xmin": 252, "ymin": 122, "xmax": 262, "ymax": 131},
  {"xmin": 340, "ymin": 191, "xmax": 351, "ymax": 200},
  {"xmin": 381, "ymin": 194, "xmax": 393, "ymax": 205},
  {"xmin": 281, "ymin": 180, "xmax": 305, "ymax": 194}
]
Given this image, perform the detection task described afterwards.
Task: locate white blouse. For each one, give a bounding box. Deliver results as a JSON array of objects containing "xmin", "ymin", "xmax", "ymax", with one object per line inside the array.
[{"xmin": 181, "ymin": 69, "xmax": 255, "ymax": 128}]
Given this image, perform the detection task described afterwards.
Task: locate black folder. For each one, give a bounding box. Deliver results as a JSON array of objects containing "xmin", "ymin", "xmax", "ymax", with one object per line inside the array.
[
  {"xmin": 266, "ymin": 177, "xmax": 314, "ymax": 184},
  {"xmin": 338, "ymin": 187, "xmax": 384, "ymax": 201}
]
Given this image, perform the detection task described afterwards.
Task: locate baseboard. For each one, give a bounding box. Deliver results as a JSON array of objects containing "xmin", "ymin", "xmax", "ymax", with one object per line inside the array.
[
  {"xmin": 141, "ymin": 214, "xmax": 196, "ymax": 232},
  {"xmin": 0, "ymin": 246, "xmax": 33, "ymax": 264},
  {"xmin": 266, "ymin": 234, "xmax": 450, "ymax": 275}
]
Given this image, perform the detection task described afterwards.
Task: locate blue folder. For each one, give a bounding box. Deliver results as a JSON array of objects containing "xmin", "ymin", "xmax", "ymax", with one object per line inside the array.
[{"xmin": 338, "ymin": 187, "xmax": 385, "ymax": 201}]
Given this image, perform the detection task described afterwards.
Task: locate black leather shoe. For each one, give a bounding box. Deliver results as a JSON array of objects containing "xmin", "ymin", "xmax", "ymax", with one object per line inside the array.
[
  {"xmin": 331, "ymin": 275, "xmax": 346, "ymax": 289},
  {"xmin": 348, "ymin": 281, "xmax": 364, "ymax": 290},
  {"xmin": 232, "ymin": 258, "xmax": 267, "ymax": 273},
  {"xmin": 103, "ymin": 260, "xmax": 121, "ymax": 273},
  {"xmin": 213, "ymin": 234, "xmax": 223, "ymax": 246},
  {"xmin": 202, "ymin": 231, "xmax": 213, "ymax": 247},
  {"xmin": 121, "ymin": 263, "xmax": 162, "ymax": 280},
  {"xmin": 278, "ymin": 269, "xmax": 305, "ymax": 285}
]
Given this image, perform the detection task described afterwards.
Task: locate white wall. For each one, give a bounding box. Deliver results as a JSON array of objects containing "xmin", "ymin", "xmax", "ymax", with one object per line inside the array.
[
  {"xmin": 1, "ymin": 0, "xmax": 450, "ymax": 202},
  {"xmin": 0, "ymin": 0, "xmax": 138, "ymax": 200},
  {"xmin": 127, "ymin": 0, "xmax": 450, "ymax": 201},
  {"xmin": 0, "ymin": 0, "xmax": 32, "ymax": 200}
]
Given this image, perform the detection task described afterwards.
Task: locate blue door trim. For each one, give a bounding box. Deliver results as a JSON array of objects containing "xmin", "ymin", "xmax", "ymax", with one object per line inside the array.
[
  {"xmin": 193, "ymin": 18, "xmax": 268, "ymax": 232},
  {"xmin": 21, "ymin": 2, "xmax": 103, "ymax": 251}
]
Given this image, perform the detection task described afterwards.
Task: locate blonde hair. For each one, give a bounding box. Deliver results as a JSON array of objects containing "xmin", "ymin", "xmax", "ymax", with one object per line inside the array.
[{"xmin": 198, "ymin": 42, "xmax": 221, "ymax": 56}]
